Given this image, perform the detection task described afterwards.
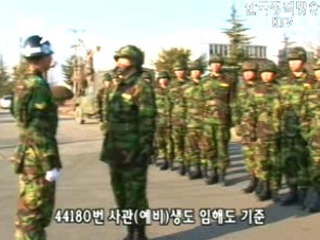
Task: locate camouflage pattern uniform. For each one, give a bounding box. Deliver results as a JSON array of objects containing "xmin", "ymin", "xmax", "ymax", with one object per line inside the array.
[
  {"xmin": 167, "ymin": 63, "xmax": 189, "ymax": 175},
  {"xmin": 10, "ymin": 35, "xmax": 61, "ymax": 240},
  {"xmin": 183, "ymin": 61, "xmax": 205, "ymax": 179},
  {"xmin": 97, "ymin": 71, "xmax": 113, "ymax": 127},
  {"xmin": 248, "ymin": 61, "xmax": 282, "ymax": 201},
  {"xmin": 202, "ymin": 56, "xmax": 235, "ymax": 185},
  {"xmin": 300, "ymin": 59, "xmax": 320, "ymax": 212},
  {"xmin": 233, "ymin": 61, "xmax": 259, "ymax": 193},
  {"xmin": 99, "ymin": 45, "xmax": 156, "ymax": 240},
  {"xmin": 154, "ymin": 71, "xmax": 172, "ymax": 170},
  {"xmin": 279, "ymin": 47, "xmax": 315, "ymax": 206}
]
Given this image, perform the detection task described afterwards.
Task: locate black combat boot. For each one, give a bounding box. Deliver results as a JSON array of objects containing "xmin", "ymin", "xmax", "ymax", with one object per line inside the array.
[
  {"xmin": 205, "ymin": 168, "xmax": 219, "ymax": 185},
  {"xmin": 133, "ymin": 225, "xmax": 148, "ymax": 240},
  {"xmin": 178, "ymin": 162, "xmax": 187, "ymax": 176},
  {"xmin": 160, "ymin": 160, "xmax": 169, "ymax": 170},
  {"xmin": 257, "ymin": 181, "xmax": 271, "ymax": 201},
  {"xmin": 303, "ymin": 187, "xmax": 320, "ymax": 213},
  {"xmin": 219, "ymin": 169, "xmax": 227, "ymax": 186},
  {"xmin": 280, "ymin": 185, "xmax": 299, "ymax": 206},
  {"xmin": 123, "ymin": 225, "xmax": 134, "ymax": 240},
  {"xmin": 189, "ymin": 163, "xmax": 202, "ymax": 180},
  {"xmin": 242, "ymin": 175, "xmax": 258, "ymax": 194}
]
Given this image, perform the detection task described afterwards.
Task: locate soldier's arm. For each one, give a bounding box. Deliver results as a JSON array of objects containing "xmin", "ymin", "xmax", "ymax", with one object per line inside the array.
[
  {"xmin": 27, "ymin": 81, "xmax": 60, "ymax": 171},
  {"xmin": 300, "ymin": 91, "xmax": 311, "ymax": 140},
  {"xmin": 137, "ymin": 80, "xmax": 157, "ymax": 154},
  {"xmin": 228, "ymin": 75, "xmax": 237, "ymax": 127}
]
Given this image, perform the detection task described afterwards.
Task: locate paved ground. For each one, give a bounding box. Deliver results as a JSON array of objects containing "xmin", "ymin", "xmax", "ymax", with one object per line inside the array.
[{"xmin": 1, "ymin": 108, "xmax": 319, "ymax": 240}]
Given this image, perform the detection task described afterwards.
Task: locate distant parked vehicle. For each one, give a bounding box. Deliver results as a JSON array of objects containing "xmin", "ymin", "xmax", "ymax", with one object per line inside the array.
[{"xmin": 0, "ymin": 95, "xmax": 13, "ymax": 109}]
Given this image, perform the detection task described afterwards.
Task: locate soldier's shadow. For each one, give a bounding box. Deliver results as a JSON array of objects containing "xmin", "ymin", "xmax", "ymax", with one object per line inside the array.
[{"xmin": 151, "ymin": 203, "xmax": 311, "ymax": 240}]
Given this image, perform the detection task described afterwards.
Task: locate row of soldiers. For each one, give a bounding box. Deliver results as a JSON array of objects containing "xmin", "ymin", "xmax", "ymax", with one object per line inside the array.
[
  {"xmin": 97, "ymin": 46, "xmax": 320, "ymax": 215},
  {"xmin": 152, "ymin": 47, "xmax": 320, "ymax": 213}
]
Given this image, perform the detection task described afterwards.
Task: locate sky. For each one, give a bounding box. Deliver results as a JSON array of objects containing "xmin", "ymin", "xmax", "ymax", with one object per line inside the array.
[{"xmin": 0, "ymin": 0, "xmax": 320, "ymax": 84}]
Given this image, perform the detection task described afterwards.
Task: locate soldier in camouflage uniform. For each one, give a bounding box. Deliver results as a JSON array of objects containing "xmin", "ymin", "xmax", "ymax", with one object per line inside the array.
[
  {"xmin": 279, "ymin": 47, "xmax": 315, "ymax": 206},
  {"xmin": 11, "ymin": 35, "xmax": 62, "ymax": 240},
  {"xmin": 97, "ymin": 71, "xmax": 113, "ymax": 131},
  {"xmin": 167, "ymin": 63, "xmax": 189, "ymax": 175},
  {"xmin": 299, "ymin": 59, "xmax": 320, "ymax": 212},
  {"xmin": 248, "ymin": 61, "xmax": 282, "ymax": 201},
  {"xmin": 154, "ymin": 71, "xmax": 172, "ymax": 170},
  {"xmin": 233, "ymin": 61, "xmax": 259, "ymax": 193},
  {"xmin": 201, "ymin": 56, "xmax": 235, "ymax": 186},
  {"xmin": 99, "ymin": 45, "xmax": 157, "ymax": 240},
  {"xmin": 183, "ymin": 61, "xmax": 205, "ymax": 179}
]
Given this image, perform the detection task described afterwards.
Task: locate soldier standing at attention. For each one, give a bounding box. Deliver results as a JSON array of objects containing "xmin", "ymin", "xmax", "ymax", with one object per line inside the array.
[
  {"xmin": 299, "ymin": 59, "xmax": 320, "ymax": 212},
  {"xmin": 233, "ymin": 61, "xmax": 259, "ymax": 194},
  {"xmin": 279, "ymin": 47, "xmax": 314, "ymax": 206},
  {"xmin": 154, "ymin": 71, "xmax": 172, "ymax": 170},
  {"xmin": 168, "ymin": 63, "xmax": 189, "ymax": 175},
  {"xmin": 99, "ymin": 45, "xmax": 157, "ymax": 240},
  {"xmin": 248, "ymin": 61, "xmax": 282, "ymax": 202},
  {"xmin": 183, "ymin": 61, "xmax": 205, "ymax": 179},
  {"xmin": 202, "ymin": 56, "xmax": 235, "ymax": 186},
  {"xmin": 11, "ymin": 35, "xmax": 61, "ymax": 240}
]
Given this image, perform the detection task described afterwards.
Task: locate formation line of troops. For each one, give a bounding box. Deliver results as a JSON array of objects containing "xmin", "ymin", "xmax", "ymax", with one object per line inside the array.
[{"xmin": 9, "ymin": 33, "xmax": 320, "ymax": 240}]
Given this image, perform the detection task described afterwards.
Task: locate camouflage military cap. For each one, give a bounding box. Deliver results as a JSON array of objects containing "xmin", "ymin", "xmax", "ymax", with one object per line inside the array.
[
  {"xmin": 114, "ymin": 45, "xmax": 144, "ymax": 67},
  {"xmin": 189, "ymin": 61, "xmax": 203, "ymax": 72},
  {"xmin": 157, "ymin": 71, "xmax": 171, "ymax": 79},
  {"xmin": 288, "ymin": 47, "xmax": 307, "ymax": 62},
  {"xmin": 313, "ymin": 59, "xmax": 320, "ymax": 71},
  {"xmin": 173, "ymin": 62, "xmax": 187, "ymax": 71},
  {"xmin": 241, "ymin": 61, "xmax": 258, "ymax": 72},
  {"xmin": 209, "ymin": 55, "xmax": 224, "ymax": 65},
  {"xmin": 259, "ymin": 60, "xmax": 277, "ymax": 73}
]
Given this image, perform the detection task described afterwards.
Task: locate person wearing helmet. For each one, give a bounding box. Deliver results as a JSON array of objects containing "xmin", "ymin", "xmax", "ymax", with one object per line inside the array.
[
  {"xmin": 97, "ymin": 71, "xmax": 114, "ymax": 131},
  {"xmin": 299, "ymin": 59, "xmax": 320, "ymax": 212},
  {"xmin": 247, "ymin": 61, "xmax": 282, "ymax": 202},
  {"xmin": 201, "ymin": 55, "xmax": 235, "ymax": 186},
  {"xmin": 167, "ymin": 62, "xmax": 190, "ymax": 175},
  {"xmin": 183, "ymin": 61, "xmax": 205, "ymax": 180},
  {"xmin": 233, "ymin": 61, "xmax": 259, "ymax": 194},
  {"xmin": 99, "ymin": 45, "xmax": 156, "ymax": 240},
  {"xmin": 154, "ymin": 71, "xmax": 172, "ymax": 170},
  {"xmin": 11, "ymin": 35, "xmax": 61, "ymax": 240},
  {"xmin": 278, "ymin": 47, "xmax": 315, "ymax": 206}
]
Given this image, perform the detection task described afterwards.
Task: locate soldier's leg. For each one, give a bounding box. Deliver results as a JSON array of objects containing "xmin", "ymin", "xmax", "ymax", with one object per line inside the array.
[
  {"xmin": 215, "ymin": 124, "xmax": 231, "ymax": 185},
  {"xmin": 123, "ymin": 164, "xmax": 149, "ymax": 239},
  {"xmin": 280, "ymin": 136, "xmax": 300, "ymax": 206},
  {"xmin": 269, "ymin": 139, "xmax": 282, "ymax": 202},
  {"xmin": 187, "ymin": 128, "xmax": 202, "ymax": 179},
  {"xmin": 109, "ymin": 167, "xmax": 126, "ymax": 209},
  {"xmin": 202, "ymin": 124, "xmax": 218, "ymax": 184},
  {"xmin": 157, "ymin": 125, "xmax": 169, "ymax": 170},
  {"xmin": 15, "ymin": 174, "xmax": 55, "ymax": 240},
  {"xmin": 242, "ymin": 140, "xmax": 258, "ymax": 193},
  {"xmin": 173, "ymin": 125, "xmax": 186, "ymax": 175}
]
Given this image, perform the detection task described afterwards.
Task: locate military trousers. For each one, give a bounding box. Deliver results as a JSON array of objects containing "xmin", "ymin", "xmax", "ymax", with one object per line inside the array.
[
  {"xmin": 242, "ymin": 140, "xmax": 257, "ymax": 174},
  {"xmin": 202, "ymin": 123, "xmax": 230, "ymax": 171},
  {"xmin": 15, "ymin": 148, "xmax": 56, "ymax": 240},
  {"xmin": 254, "ymin": 139, "xmax": 282, "ymax": 190},
  {"xmin": 109, "ymin": 163, "xmax": 149, "ymax": 226},
  {"xmin": 170, "ymin": 124, "xmax": 186, "ymax": 163},
  {"xmin": 281, "ymin": 134, "xmax": 310, "ymax": 187},
  {"xmin": 185, "ymin": 127, "xmax": 203, "ymax": 165},
  {"xmin": 155, "ymin": 124, "xmax": 170, "ymax": 161},
  {"xmin": 308, "ymin": 131, "xmax": 320, "ymax": 188}
]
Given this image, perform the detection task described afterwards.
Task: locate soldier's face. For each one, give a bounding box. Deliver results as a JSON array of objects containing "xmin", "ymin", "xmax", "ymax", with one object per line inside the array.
[
  {"xmin": 174, "ymin": 70, "xmax": 185, "ymax": 79},
  {"xmin": 159, "ymin": 78, "xmax": 169, "ymax": 88},
  {"xmin": 103, "ymin": 81, "xmax": 110, "ymax": 88},
  {"xmin": 314, "ymin": 70, "xmax": 320, "ymax": 81},
  {"xmin": 117, "ymin": 58, "xmax": 132, "ymax": 68},
  {"xmin": 261, "ymin": 72, "xmax": 275, "ymax": 82},
  {"xmin": 210, "ymin": 63, "xmax": 222, "ymax": 73},
  {"xmin": 242, "ymin": 71, "xmax": 256, "ymax": 81},
  {"xmin": 289, "ymin": 60, "xmax": 304, "ymax": 72},
  {"xmin": 191, "ymin": 70, "xmax": 202, "ymax": 79}
]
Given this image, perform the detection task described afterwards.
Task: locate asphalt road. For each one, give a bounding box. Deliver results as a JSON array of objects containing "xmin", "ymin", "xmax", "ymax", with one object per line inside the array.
[{"xmin": 0, "ymin": 108, "xmax": 319, "ymax": 240}]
